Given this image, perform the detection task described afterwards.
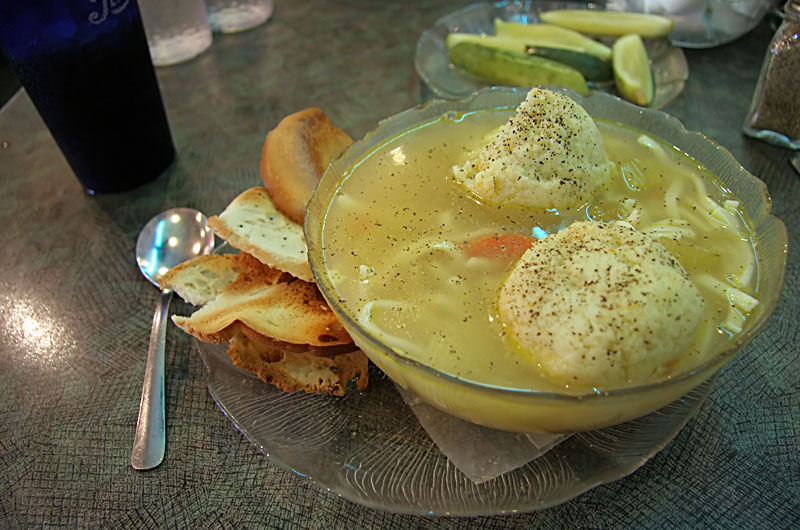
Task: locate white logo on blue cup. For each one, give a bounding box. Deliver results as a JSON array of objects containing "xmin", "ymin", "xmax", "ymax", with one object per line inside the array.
[{"xmin": 88, "ymin": 0, "xmax": 130, "ymax": 25}]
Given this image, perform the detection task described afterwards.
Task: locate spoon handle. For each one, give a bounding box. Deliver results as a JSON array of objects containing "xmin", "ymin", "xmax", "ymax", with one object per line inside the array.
[{"xmin": 131, "ymin": 289, "xmax": 172, "ymax": 470}]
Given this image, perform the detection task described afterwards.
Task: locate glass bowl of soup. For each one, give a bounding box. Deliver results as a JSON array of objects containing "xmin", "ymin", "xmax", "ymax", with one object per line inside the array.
[{"xmin": 305, "ymin": 87, "xmax": 787, "ymax": 433}]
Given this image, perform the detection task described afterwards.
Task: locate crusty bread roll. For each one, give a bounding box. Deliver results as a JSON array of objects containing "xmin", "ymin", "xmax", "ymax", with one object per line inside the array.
[{"xmin": 260, "ymin": 108, "xmax": 352, "ymax": 224}]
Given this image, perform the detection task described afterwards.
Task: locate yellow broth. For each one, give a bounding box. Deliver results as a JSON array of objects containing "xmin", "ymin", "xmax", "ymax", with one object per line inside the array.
[{"xmin": 321, "ymin": 108, "xmax": 759, "ymax": 393}]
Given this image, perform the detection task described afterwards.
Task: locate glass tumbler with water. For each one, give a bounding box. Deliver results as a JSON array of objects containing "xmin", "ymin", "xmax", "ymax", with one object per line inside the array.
[
  {"xmin": 137, "ymin": 0, "xmax": 213, "ymax": 66},
  {"xmin": 0, "ymin": 0, "xmax": 176, "ymax": 194},
  {"xmin": 206, "ymin": 0, "xmax": 274, "ymax": 33}
]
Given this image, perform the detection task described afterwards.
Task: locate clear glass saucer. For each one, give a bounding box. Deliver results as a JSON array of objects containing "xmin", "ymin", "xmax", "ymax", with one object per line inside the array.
[
  {"xmin": 414, "ymin": 1, "xmax": 689, "ymax": 108},
  {"xmin": 198, "ymin": 339, "xmax": 715, "ymax": 515}
]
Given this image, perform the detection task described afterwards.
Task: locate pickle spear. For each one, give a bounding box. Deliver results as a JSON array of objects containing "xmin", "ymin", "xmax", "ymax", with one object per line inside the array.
[
  {"xmin": 525, "ymin": 45, "xmax": 613, "ymax": 82},
  {"xmin": 493, "ymin": 19, "xmax": 612, "ymax": 61},
  {"xmin": 447, "ymin": 32, "xmax": 611, "ymax": 82},
  {"xmin": 446, "ymin": 35, "xmax": 589, "ymax": 94},
  {"xmin": 540, "ymin": 10, "xmax": 674, "ymax": 39}
]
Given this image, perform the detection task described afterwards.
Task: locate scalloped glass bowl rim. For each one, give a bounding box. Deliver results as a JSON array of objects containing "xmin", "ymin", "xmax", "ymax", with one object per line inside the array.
[{"xmin": 305, "ymin": 85, "xmax": 786, "ymax": 404}]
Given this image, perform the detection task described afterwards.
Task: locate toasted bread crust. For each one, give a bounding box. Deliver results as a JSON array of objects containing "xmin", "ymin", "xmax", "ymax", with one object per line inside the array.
[
  {"xmin": 260, "ymin": 108, "xmax": 352, "ymax": 224},
  {"xmin": 227, "ymin": 331, "xmax": 368, "ymax": 396},
  {"xmin": 239, "ymin": 323, "xmax": 359, "ymax": 358},
  {"xmin": 228, "ymin": 252, "xmax": 295, "ymax": 290}
]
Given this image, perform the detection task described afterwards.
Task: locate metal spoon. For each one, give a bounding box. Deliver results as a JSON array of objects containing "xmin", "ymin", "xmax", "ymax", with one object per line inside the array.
[{"xmin": 132, "ymin": 208, "xmax": 215, "ymax": 470}]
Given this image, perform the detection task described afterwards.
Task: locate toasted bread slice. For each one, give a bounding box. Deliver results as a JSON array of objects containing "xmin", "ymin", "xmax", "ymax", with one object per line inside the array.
[
  {"xmin": 227, "ymin": 331, "xmax": 368, "ymax": 396},
  {"xmin": 207, "ymin": 187, "xmax": 313, "ymax": 282},
  {"xmin": 168, "ymin": 250, "xmax": 350, "ymax": 347},
  {"xmin": 227, "ymin": 252, "xmax": 295, "ymax": 291},
  {"xmin": 159, "ymin": 252, "xmax": 292, "ymax": 306},
  {"xmin": 172, "ymin": 275, "xmax": 351, "ymax": 346},
  {"xmin": 159, "ymin": 254, "xmax": 243, "ymax": 306},
  {"xmin": 237, "ymin": 323, "xmax": 360, "ymax": 359},
  {"xmin": 261, "ymin": 108, "xmax": 352, "ymax": 224}
]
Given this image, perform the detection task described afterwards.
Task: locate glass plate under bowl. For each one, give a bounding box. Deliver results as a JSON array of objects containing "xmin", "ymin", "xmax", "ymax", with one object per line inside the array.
[
  {"xmin": 415, "ymin": 0, "xmax": 689, "ymax": 108},
  {"xmin": 197, "ymin": 87, "xmax": 786, "ymax": 515},
  {"xmin": 198, "ymin": 339, "xmax": 716, "ymax": 515}
]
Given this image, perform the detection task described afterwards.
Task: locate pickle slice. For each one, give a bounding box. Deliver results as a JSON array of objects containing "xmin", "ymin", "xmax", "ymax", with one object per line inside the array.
[{"xmin": 539, "ymin": 10, "xmax": 674, "ymax": 39}]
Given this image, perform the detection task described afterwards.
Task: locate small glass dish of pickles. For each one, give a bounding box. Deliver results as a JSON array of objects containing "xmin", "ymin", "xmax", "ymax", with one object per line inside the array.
[{"xmin": 415, "ymin": 0, "xmax": 689, "ymax": 108}]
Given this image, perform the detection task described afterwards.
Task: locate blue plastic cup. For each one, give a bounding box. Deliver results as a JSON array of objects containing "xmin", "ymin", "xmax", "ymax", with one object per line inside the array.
[{"xmin": 0, "ymin": 0, "xmax": 176, "ymax": 194}]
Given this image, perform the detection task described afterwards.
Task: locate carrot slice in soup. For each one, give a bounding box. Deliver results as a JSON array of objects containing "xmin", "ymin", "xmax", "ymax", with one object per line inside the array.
[{"xmin": 465, "ymin": 233, "xmax": 535, "ymax": 260}]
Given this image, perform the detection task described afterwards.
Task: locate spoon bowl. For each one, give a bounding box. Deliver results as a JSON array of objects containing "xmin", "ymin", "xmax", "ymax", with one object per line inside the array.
[
  {"xmin": 132, "ymin": 207, "xmax": 214, "ymax": 470},
  {"xmin": 136, "ymin": 208, "xmax": 215, "ymax": 287}
]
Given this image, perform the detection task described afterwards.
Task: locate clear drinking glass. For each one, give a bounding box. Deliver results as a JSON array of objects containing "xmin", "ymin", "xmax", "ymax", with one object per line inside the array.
[
  {"xmin": 0, "ymin": 0, "xmax": 176, "ymax": 194},
  {"xmin": 138, "ymin": 0, "xmax": 213, "ymax": 66},
  {"xmin": 206, "ymin": 0, "xmax": 274, "ymax": 33},
  {"xmin": 743, "ymin": 0, "xmax": 800, "ymax": 149}
]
